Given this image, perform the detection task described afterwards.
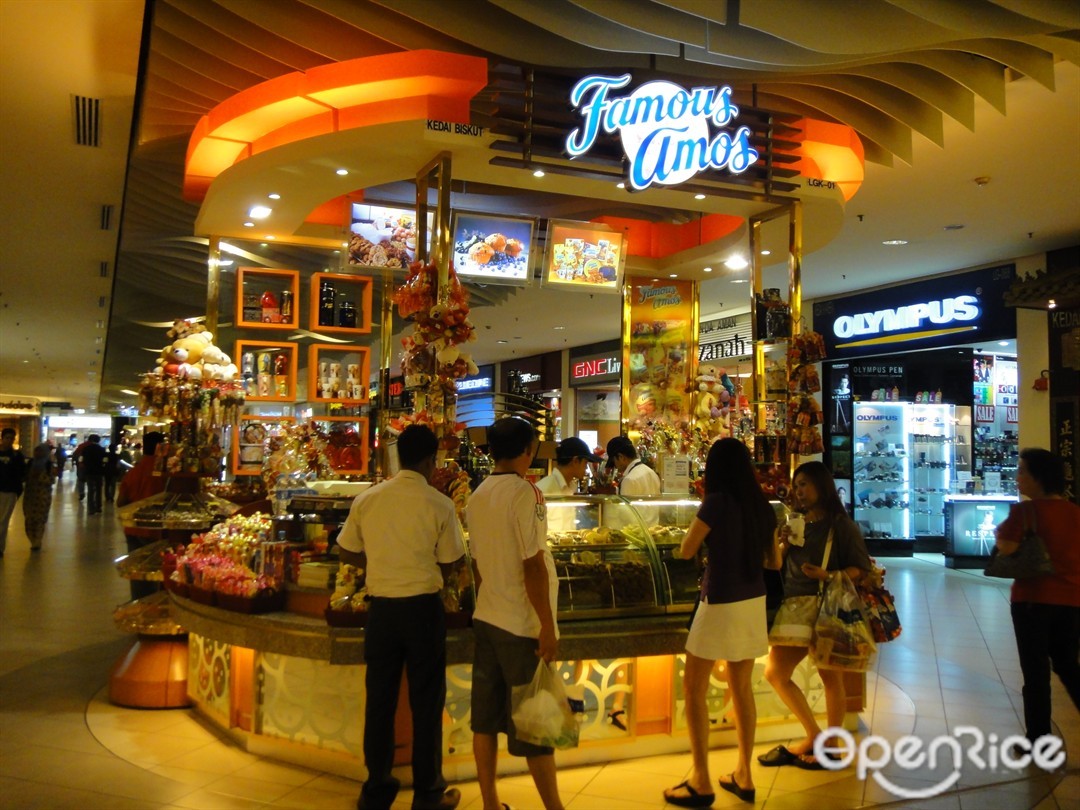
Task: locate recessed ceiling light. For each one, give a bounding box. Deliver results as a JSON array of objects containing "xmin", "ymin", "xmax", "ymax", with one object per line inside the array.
[
  {"xmin": 669, "ymin": 273, "xmax": 678, "ymax": 278},
  {"xmin": 249, "ymin": 206, "xmax": 271, "ymax": 218},
  {"xmin": 1048, "ymin": 299, "xmax": 1057, "ymax": 309},
  {"xmin": 22, "ymin": 359, "xmax": 28, "ymax": 364},
  {"xmin": 761, "ymin": 249, "xmax": 771, "ymax": 256},
  {"xmin": 943, "ymin": 224, "xmax": 964, "ymax": 231},
  {"xmin": 496, "ymin": 339, "xmax": 508, "ymax": 344},
  {"xmin": 724, "ymin": 256, "xmax": 749, "ymax": 270},
  {"xmin": 243, "ymin": 221, "xmax": 255, "ymax": 227},
  {"xmin": 730, "ymin": 279, "xmax": 750, "ymax": 284},
  {"xmin": 267, "ymin": 193, "xmax": 281, "ymax": 200},
  {"xmin": 616, "ymin": 182, "xmax": 626, "ymax": 189},
  {"xmin": 703, "ymin": 266, "xmax": 713, "ymax": 273},
  {"xmin": 553, "ymin": 325, "xmax": 565, "ymax": 330},
  {"xmin": 694, "ymin": 193, "xmax": 706, "ymax": 200},
  {"xmin": 533, "ymin": 169, "xmax": 545, "ymax": 178},
  {"xmin": 336, "ymin": 168, "xmax": 349, "ymax": 176},
  {"xmin": 882, "ymin": 239, "xmax": 908, "ymax": 246},
  {"xmin": 265, "ymin": 235, "xmax": 275, "ymax": 240},
  {"xmin": 998, "ymin": 341, "xmax": 1008, "ymax": 346}
]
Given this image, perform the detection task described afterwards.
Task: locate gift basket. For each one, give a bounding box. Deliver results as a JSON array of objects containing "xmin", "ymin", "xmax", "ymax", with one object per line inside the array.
[{"xmin": 813, "ymin": 573, "xmax": 877, "ymax": 671}]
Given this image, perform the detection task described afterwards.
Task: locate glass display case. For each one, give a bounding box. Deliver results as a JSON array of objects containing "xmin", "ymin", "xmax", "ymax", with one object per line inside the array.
[
  {"xmin": 853, "ymin": 402, "xmax": 911, "ymax": 541},
  {"xmin": 117, "ymin": 488, "xmax": 239, "ymax": 531},
  {"xmin": 909, "ymin": 403, "xmax": 957, "ymax": 538},
  {"xmin": 543, "ymin": 495, "xmax": 671, "ymax": 619},
  {"xmin": 623, "ymin": 497, "xmax": 701, "ymax": 612}
]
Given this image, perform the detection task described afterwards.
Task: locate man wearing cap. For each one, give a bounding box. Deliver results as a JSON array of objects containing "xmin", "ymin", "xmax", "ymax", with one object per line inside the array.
[
  {"xmin": 537, "ymin": 437, "xmax": 601, "ymax": 498},
  {"xmin": 606, "ymin": 436, "xmax": 661, "ymax": 498}
]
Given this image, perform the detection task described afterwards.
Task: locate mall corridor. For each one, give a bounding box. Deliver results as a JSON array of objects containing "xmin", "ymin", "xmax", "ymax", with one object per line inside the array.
[{"xmin": 0, "ymin": 479, "xmax": 1077, "ymax": 809}]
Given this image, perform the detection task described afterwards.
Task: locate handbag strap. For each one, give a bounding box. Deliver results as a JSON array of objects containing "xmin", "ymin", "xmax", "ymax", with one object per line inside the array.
[{"xmin": 818, "ymin": 527, "xmax": 835, "ymax": 596}]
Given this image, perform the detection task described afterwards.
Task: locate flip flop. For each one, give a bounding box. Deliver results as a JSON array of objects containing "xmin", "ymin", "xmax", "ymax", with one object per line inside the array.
[
  {"xmin": 793, "ymin": 753, "xmax": 826, "ymax": 770},
  {"xmin": 663, "ymin": 779, "xmax": 716, "ymax": 808},
  {"xmin": 757, "ymin": 744, "xmax": 798, "ymax": 766},
  {"xmin": 718, "ymin": 773, "xmax": 755, "ymax": 803}
]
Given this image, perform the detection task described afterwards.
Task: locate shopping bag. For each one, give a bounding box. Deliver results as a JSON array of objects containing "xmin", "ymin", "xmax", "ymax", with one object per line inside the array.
[
  {"xmin": 813, "ymin": 573, "xmax": 877, "ymax": 672},
  {"xmin": 767, "ymin": 594, "xmax": 822, "ymax": 646},
  {"xmin": 856, "ymin": 559, "xmax": 902, "ymax": 643},
  {"xmin": 511, "ymin": 661, "xmax": 580, "ymax": 749}
]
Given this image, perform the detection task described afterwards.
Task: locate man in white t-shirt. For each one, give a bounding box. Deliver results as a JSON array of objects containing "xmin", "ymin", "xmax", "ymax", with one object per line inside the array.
[
  {"xmin": 537, "ymin": 437, "xmax": 601, "ymax": 534},
  {"xmin": 607, "ymin": 435, "xmax": 661, "ymax": 497},
  {"xmin": 467, "ymin": 417, "xmax": 565, "ymax": 810},
  {"xmin": 337, "ymin": 425, "xmax": 465, "ymax": 810}
]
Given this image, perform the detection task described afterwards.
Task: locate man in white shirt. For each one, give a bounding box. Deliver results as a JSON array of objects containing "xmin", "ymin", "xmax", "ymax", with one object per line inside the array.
[
  {"xmin": 607, "ymin": 435, "xmax": 661, "ymax": 497},
  {"xmin": 337, "ymin": 425, "xmax": 465, "ymax": 810},
  {"xmin": 536, "ymin": 437, "xmax": 600, "ymax": 498},
  {"xmin": 467, "ymin": 417, "xmax": 565, "ymax": 810}
]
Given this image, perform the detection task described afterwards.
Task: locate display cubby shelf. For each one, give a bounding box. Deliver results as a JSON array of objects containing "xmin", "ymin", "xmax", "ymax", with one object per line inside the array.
[
  {"xmin": 309, "ymin": 272, "xmax": 374, "ymax": 335},
  {"xmin": 308, "ymin": 344, "xmax": 371, "ymax": 405},
  {"xmin": 235, "ymin": 268, "xmax": 300, "ymax": 330},
  {"xmin": 236, "ymin": 340, "xmax": 298, "ymax": 402}
]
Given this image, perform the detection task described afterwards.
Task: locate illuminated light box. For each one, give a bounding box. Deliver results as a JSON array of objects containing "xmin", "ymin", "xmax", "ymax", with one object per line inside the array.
[
  {"xmin": 451, "ymin": 211, "xmax": 534, "ymax": 286},
  {"xmin": 347, "ymin": 204, "xmax": 431, "ymax": 269},
  {"xmin": 541, "ymin": 220, "xmax": 625, "ymax": 293}
]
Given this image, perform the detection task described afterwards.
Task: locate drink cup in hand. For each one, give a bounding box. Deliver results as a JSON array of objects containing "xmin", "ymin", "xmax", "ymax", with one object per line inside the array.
[{"xmin": 786, "ymin": 513, "xmax": 806, "ymax": 547}]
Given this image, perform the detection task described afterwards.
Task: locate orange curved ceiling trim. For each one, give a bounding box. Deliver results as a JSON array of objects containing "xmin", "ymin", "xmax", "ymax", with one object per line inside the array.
[
  {"xmin": 594, "ymin": 215, "xmax": 743, "ymax": 260},
  {"xmin": 788, "ymin": 118, "xmax": 865, "ymax": 202},
  {"xmin": 183, "ymin": 50, "xmax": 489, "ymax": 202}
]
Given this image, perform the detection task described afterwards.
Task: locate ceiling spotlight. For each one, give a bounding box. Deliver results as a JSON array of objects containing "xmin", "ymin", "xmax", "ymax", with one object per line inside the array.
[
  {"xmin": 533, "ymin": 169, "xmax": 545, "ymax": 178},
  {"xmin": 616, "ymin": 182, "xmax": 626, "ymax": 189},
  {"xmin": 669, "ymin": 273, "xmax": 678, "ymax": 278},
  {"xmin": 998, "ymin": 341, "xmax": 1009, "ymax": 347},
  {"xmin": 553, "ymin": 325, "xmax": 565, "ymax": 330},
  {"xmin": 265, "ymin": 235, "xmax": 276, "ymax": 240},
  {"xmin": 336, "ymin": 168, "xmax": 349, "ymax": 176},
  {"xmin": 943, "ymin": 224, "xmax": 965, "ymax": 231},
  {"xmin": 703, "ymin": 266, "xmax": 713, "ymax": 273},
  {"xmin": 882, "ymin": 239, "xmax": 908, "ymax": 246},
  {"xmin": 496, "ymin": 339, "xmax": 508, "ymax": 344},
  {"xmin": 974, "ymin": 176, "xmax": 991, "ymax": 187},
  {"xmin": 218, "ymin": 259, "xmax": 233, "ymax": 267},
  {"xmin": 1049, "ymin": 299, "xmax": 1057, "ymax": 309},
  {"xmin": 243, "ymin": 221, "xmax": 255, "ymax": 227},
  {"xmin": 730, "ymin": 279, "xmax": 750, "ymax": 284},
  {"xmin": 761, "ymin": 249, "xmax": 771, "ymax": 256},
  {"xmin": 694, "ymin": 193, "xmax": 706, "ymax": 200},
  {"xmin": 724, "ymin": 256, "xmax": 749, "ymax": 270}
]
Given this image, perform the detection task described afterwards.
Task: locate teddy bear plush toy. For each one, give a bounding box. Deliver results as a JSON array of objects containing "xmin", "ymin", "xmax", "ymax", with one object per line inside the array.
[
  {"xmin": 199, "ymin": 344, "xmax": 239, "ymax": 381},
  {"xmin": 157, "ymin": 331, "xmax": 212, "ymax": 378}
]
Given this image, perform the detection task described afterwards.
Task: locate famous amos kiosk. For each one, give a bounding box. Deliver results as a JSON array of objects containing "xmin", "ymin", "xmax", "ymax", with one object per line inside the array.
[{"xmin": 167, "ymin": 49, "xmax": 868, "ymax": 779}]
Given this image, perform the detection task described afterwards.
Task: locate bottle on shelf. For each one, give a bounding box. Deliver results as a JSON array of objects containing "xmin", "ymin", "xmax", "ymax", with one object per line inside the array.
[
  {"xmin": 257, "ymin": 352, "xmax": 273, "ymax": 396},
  {"xmin": 279, "ymin": 290, "xmax": 293, "ymax": 323},
  {"xmin": 273, "ymin": 353, "xmax": 289, "ymax": 397},
  {"xmin": 318, "ymin": 279, "xmax": 336, "ymax": 327},
  {"xmin": 260, "ymin": 290, "xmax": 280, "ymax": 323},
  {"xmin": 338, "ymin": 296, "xmax": 357, "ymax": 329}
]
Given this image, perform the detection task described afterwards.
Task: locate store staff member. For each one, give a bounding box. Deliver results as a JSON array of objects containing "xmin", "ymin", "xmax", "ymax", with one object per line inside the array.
[
  {"xmin": 607, "ymin": 435, "xmax": 661, "ymax": 497},
  {"xmin": 337, "ymin": 425, "xmax": 465, "ymax": 810},
  {"xmin": 537, "ymin": 437, "xmax": 601, "ymax": 497}
]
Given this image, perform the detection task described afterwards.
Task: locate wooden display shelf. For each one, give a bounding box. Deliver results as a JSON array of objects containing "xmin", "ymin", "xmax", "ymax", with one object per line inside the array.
[
  {"xmin": 309, "ymin": 272, "xmax": 373, "ymax": 335},
  {"xmin": 308, "ymin": 344, "xmax": 371, "ymax": 405},
  {"xmin": 236, "ymin": 268, "xmax": 300, "ymax": 330},
  {"xmin": 232, "ymin": 415, "xmax": 295, "ymax": 476},
  {"xmin": 236, "ymin": 340, "xmax": 298, "ymax": 402}
]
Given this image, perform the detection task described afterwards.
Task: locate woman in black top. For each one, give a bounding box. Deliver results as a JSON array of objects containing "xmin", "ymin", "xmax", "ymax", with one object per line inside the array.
[
  {"xmin": 760, "ymin": 461, "xmax": 871, "ymax": 770},
  {"xmin": 663, "ymin": 439, "xmax": 779, "ymax": 807}
]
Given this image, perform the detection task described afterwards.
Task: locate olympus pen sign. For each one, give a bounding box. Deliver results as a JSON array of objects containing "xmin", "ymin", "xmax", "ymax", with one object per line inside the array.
[
  {"xmin": 566, "ymin": 75, "xmax": 759, "ymax": 190},
  {"xmin": 833, "ymin": 296, "xmax": 981, "ymax": 344}
]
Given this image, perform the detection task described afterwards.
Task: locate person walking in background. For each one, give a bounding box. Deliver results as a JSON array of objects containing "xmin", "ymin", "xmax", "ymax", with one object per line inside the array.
[
  {"xmin": 0, "ymin": 428, "xmax": 28, "ymax": 558},
  {"xmin": 663, "ymin": 439, "xmax": 779, "ymax": 807},
  {"xmin": 80, "ymin": 435, "xmax": 107, "ymax": 515},
  {"xmin": 71, "ymin": 434, "xmax": 91, "ymax": 500},
  {"xmin": 337, "ymin": 425, "xmax": 465, "ymax": 810},
  {"xmin": 759, "ymin": 461, "xmax": 871, "ymax": 770},
  {"xmin": 467, "ymin": 417, "xmax": 565, "ymax": 810},
  {"xmin": 55, "ymin": 443, "xmax": 67, "ymax": 481},
  {"xmin": 117, "ymin": 432, "xmax": 168, "ymax": 599},
  {"xmin": 996, "ymin": 448, "xmax": 1080, "ymax": 744},
  {"xmin": 23, "ymin": 444, "xmax": 55, "ymax": 551},
  {"xmin": 104, "ymin": 444, "xmax": 122, "ymax": 504}
]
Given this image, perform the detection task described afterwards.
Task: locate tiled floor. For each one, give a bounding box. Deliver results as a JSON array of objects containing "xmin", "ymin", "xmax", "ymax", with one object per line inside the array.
[{"xmin": 1, "ymin": 480, "xmax": 1077, "ymax": 809}]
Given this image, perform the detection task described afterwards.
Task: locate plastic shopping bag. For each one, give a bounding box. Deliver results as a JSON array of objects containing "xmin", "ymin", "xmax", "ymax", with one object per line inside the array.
[
  {"xmin": 813, "ymin": 573, "xmax": 877, "ymax": 672},
  {"xmin": 511, "ymin": 661, "xmax": 580, "ymax": 749}
]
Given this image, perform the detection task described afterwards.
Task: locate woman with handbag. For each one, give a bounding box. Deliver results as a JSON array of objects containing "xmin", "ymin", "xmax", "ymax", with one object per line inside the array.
[
  {"xmin": 759, "ymin": 461, "xmax": 871, "ymax": 770},
  {"xmin": 663, "ymin": 439, "xmax": 779, "ymax": 806},
  {"xmin": 996, "ymin": 448, "xmax": 1080, "ymax": 744}
]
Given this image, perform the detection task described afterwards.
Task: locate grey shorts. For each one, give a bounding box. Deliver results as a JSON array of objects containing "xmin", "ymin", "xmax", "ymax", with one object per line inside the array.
[{"xmin": 470, "ymin": 619, "xmax": 553, "ymax": 758}]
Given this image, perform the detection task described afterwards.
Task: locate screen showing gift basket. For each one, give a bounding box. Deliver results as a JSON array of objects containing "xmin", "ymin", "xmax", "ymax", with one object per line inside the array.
[
  {"xmin": 347, "ymin": 204, "xmax": 432, "ymax": 269},
  {"xmin": 542, "ymin": 220, "xmax": 626, "ymax": 292}
]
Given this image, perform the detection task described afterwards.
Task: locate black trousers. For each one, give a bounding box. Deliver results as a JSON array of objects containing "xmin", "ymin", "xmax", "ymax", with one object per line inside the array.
[
  {"xmin": 361, "ymin": 593, "xmax": 448, "ymax": 809},
  {"xmin": 1011, "ymin": 601, "xmax": 1080, "ymax": 741}
]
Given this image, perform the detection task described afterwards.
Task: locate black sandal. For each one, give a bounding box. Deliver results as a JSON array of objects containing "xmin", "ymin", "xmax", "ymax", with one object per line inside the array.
[
  {"xmin": 607, "ymin": 709, "xmax": 627, "ymax": 730},
  {"xmin": 718, "ymin": 773, "xmax": 755, "ymax": 803},
  {"xmin": 757, "ymin": 744, "xmax": 798, "ymax": 766},
  {"xmin": 663, "ymin": 779, "xmax": 715, "ymax": 808}
]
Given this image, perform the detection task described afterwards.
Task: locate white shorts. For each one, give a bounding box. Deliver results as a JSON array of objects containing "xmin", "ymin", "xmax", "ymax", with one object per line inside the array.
[{"xmin": 685, "ymin": 595, "xmax": 768, "ymax": 662}]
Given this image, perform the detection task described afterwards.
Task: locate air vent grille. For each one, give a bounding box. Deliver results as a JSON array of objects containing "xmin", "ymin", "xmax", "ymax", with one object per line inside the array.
[
  {"xmin": 99, "ymin": 261, "xmax": 109, "ymax": 278},
  {"xmin": 100, "ymin": 204, "xmax": 113, "ymax": 230},
  {"xmin": 72, "ymin": 95, "xmax": 101, "ymax": 147},
  {"xmin": 98, "ymin": 295, "xmax": 107, "ymax": 308}
]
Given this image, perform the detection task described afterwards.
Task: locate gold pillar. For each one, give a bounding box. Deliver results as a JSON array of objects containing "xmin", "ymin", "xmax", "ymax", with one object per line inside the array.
[{"xmin": 206, "ymin": 236, "xmax": 221, "ymax": 335}]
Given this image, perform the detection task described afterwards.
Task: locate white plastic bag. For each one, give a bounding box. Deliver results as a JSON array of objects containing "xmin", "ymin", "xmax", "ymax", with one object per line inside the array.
[
  {"xmin": 813, "ymin": 573, "xmax": 877, "ymax": 672},
  {"xmin": 511, "ymin": 661, "xmax": 580, "ymax": 749}
]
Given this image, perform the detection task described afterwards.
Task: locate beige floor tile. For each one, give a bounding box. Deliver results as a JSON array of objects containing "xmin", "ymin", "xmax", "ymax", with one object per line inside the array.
[
  {"xmin": 271, "ymin": 785, "xmax": 360, "ymax": 809},
  {"xmin": 0, "ymin": 775, "xmax": 165, "ymax": 810},
  {"xmin": 202, "ymin": 773, "xmax": 297, "ymax": 803},
  {"xmin": 302, "ymin": 773, "xmax": 363, "ymax": 795},
  {"xmin": 169, "ymin": 786, "xmax": 278, "ymax": 809},
  {"xmin": 232, "ymin": 758, "xmax": 321, "ymax": 787},
  {"xmin": 148, "ymin": 763, "xmax": 224, "ymax": 789},
  {"xmin": 167, "ymin": 742, "xmax": 262, "ymax": 775}
]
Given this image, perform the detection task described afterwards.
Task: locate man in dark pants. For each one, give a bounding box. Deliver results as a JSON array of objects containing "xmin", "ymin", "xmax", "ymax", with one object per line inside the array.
[
  {"xmin": 80, "ymin": 435, "xmax": 107, "ymax": 514},
  {"xmin": 337, "ymin": 425, "xmax": 465, "ymax": 810}
]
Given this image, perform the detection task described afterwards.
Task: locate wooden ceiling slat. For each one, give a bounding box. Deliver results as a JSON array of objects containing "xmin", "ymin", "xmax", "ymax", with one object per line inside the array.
[{"xmin": 570, "ymin": 0, "xmax": 708, "ymax": 47}]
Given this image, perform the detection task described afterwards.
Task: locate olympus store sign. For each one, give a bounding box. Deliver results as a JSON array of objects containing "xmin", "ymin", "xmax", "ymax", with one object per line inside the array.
[{"xmin": 833, "ymin": 296, "xmax": 981, "ymax": 339}]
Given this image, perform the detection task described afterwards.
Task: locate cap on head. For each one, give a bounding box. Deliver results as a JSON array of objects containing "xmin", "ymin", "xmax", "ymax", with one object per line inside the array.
[
  {"xmin": 606, "ymin": 436, "xmax": 636, "ymax": 461},
  {"xmin": 556, "ymin": 437, "xmax": 601, "ymax": 463}
]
